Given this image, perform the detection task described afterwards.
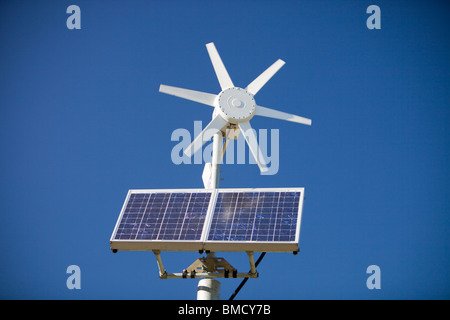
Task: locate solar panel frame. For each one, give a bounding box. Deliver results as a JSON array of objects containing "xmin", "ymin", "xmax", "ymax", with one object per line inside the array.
[
  {"xmin": 110, "ymin": 187, "xmax": 305, "ymax": 253},
  {"xmin": 110, "ymin": 189, "xmax": 214, "ymax": 252}
]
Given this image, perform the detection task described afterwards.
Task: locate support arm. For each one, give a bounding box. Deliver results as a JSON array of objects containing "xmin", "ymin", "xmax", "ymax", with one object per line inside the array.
[
  {"xmin": 153, "ymin": 250, "xmax": 168, "ymax": 279},
  {"xmin": 247, "ymin": 251, "xmax": 257, "ymax": 276}
]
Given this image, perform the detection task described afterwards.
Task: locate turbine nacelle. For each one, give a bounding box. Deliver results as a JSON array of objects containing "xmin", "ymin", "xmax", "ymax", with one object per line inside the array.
[{"xmin": 217, "ymin": 87, "xmax": 256, "ymax": 124}]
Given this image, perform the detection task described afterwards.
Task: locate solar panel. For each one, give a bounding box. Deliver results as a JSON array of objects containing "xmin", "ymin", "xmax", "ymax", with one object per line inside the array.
[
  {"xmin": 207, "ymin": 191, "xmax": 299, "ymax": 241},
  {"xmin": 204, "ymin": 189, "xmax": 303, "ymax": 252},
  {"xmin": 110, "ymin": 189, "xmax": 212, "ymax": 251},
  {"xmin": 110, "ymin": 188, "xmax": 304, "ymax": 253}
]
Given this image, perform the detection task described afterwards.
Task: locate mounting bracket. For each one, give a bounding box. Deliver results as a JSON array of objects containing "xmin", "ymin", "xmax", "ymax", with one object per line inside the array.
[{"xmin": 152, "ymin": 250, "xmax": 259, "ymax": 280}]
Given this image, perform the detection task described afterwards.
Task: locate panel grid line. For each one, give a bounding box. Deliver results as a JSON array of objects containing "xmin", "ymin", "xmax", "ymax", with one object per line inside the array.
[
  {"xmin": 271, "ymin": 192, "xmax": 281, "ymax": 241},
  {"xmin": 134, "ymin": 193, "xmax": 151, "ymax": 240},
  {"xmin": 249, "ymin": 192, "xmax": 260, "ymax": 241},
  {"xmin": 155, "ymin": 193, "xmax": 172, "ymax": 240},
  {"xmin": 176, "ymin": 193, "xmax": 191, "ymax": 241},
  {"xmin": 227, "ymin": 192, "xmax": 240, "ymax": 241}
]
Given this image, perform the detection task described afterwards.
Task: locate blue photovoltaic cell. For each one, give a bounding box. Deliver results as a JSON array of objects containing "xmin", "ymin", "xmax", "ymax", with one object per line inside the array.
[
  {"xmin": 114, "ymin": 192, "xmax": 211, "ymax": 241},
  {"xmin": 207, "ymin": 191, "xmax": 300, "ymax": 242}
]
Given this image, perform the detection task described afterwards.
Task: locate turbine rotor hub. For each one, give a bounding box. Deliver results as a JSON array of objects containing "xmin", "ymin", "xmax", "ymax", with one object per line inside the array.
[{"xmin": 217, "ymin": 87, "xmax": 256, "ymax": 123}]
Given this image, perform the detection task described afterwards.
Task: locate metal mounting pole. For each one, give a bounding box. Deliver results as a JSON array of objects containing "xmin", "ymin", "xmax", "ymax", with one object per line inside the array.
[
  {"xmin": 197, "ymin": 131, "xmax": 223, "ymax": 300},
  {"xmin": 210, "ymin": 131, "xmax": 222, "ymax": 189},
  {"xmin": 196, "ymin": 252, "xmax": 221, "ymax": 300}
]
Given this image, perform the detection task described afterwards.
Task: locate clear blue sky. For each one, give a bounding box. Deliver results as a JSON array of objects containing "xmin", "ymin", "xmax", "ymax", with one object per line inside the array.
[{"xmin": 0, "ymin": 0, "xmax": 449, "ymax": 299}]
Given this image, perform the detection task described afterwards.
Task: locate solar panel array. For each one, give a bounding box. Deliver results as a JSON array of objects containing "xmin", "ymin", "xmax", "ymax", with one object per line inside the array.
[{"xmin": 111, "ymin": 188, "xmax": 303, "ymax": 252}]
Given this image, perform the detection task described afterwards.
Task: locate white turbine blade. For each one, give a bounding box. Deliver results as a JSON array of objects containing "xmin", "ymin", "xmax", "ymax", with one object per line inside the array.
[
  {"xmin": 255, "ymin": 105, "xmax": 312, "ymax": 126},
  {"xmin": 238, "ymin": 121, "xmax": 269, "ymax": 173},
  {"xmin": 246, "ymin": 59, "xmax": 285, "ymax": 95},
  {"xmin": 159, "ymin": 84, "xmax": 217, "ymax": 107},
  {"xmin": 206, "ymin": 42, "xmax": 234, "ymax": 90},
  {"xmin": 184, "ymin": 114, "xmax": 228, "ymax": 157}
]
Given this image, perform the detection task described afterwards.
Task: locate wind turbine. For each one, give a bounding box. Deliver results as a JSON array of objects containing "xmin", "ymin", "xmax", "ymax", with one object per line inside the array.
[{"xmin": 159, "ymin": 42, "xmax": 311, "ymax": 173}]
